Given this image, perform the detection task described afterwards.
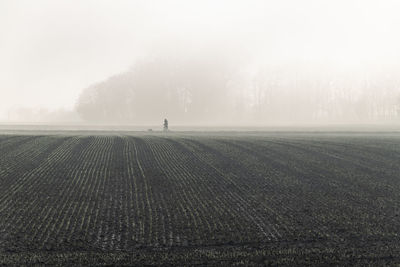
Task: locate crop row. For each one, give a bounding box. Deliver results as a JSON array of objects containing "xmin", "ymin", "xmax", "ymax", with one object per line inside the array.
[{"xmin": 1, "ymin": 133, "xmax": 400, "ymax": 260}]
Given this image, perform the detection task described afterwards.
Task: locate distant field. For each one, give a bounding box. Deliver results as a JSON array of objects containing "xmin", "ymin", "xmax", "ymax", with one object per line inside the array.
[{"xmin": 1, "ymin": 133, "xmax": 400, "ymax": 265}]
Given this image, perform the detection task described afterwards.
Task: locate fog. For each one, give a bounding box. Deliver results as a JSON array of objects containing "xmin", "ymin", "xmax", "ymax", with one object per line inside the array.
[{"xmin": 2, "ymin": 0, "xmax": 400, "ymax": 126}]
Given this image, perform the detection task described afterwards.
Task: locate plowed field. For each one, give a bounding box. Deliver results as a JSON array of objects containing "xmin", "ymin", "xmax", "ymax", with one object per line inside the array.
[{"xmin": 1, "ymin": 133, "xmax": 400, "ymax": 265}]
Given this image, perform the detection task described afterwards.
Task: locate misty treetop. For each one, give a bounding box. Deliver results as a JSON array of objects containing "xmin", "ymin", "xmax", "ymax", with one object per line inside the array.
[
  {"xmin": 76, "ymin": 54, "xmax": 236, "ymax": 124},
  {"xmin": 76, "ymin": 54, "xmax": 400, "ymax": 125}
]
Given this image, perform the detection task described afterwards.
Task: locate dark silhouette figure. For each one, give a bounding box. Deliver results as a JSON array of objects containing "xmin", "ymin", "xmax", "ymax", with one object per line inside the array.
[{"xmin": 163, "ymin": 119, "xmax": 168, "ymax": 132}]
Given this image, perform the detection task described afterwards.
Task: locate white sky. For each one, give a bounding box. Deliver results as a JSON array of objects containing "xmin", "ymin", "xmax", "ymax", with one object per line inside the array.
[{"xmin": 1, "ymin": 0, "xmax": 400, "ymax": 120}]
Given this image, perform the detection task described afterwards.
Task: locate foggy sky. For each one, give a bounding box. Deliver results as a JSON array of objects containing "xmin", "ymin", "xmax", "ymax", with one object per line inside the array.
[{"xmin": 1, "ymin": 0, "xmax": 400, "ymax": 123}]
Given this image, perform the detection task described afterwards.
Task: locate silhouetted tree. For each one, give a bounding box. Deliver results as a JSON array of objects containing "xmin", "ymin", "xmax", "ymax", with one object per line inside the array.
[{"xmin": 76, "ymin": 53, "xmax": 236, "ymax": 124}]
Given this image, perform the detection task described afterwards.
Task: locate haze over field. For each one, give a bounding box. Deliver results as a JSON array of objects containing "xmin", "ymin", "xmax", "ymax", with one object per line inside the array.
[{"xmin": 1, "ymin": 0, "xmax": 400, "ymax": 125}]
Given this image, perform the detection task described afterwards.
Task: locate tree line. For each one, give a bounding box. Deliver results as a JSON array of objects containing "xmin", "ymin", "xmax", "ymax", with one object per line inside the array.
[{"xmin": 76, "ymin": 55, "xmax": 400, "ymax": 124}]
